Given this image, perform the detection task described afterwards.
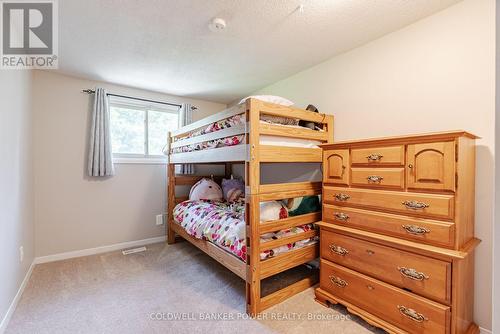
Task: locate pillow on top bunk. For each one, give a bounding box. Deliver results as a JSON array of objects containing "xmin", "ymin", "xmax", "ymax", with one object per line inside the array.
[
  {"xmin": 189, "ymin": 178, "xmax": 223, "ymax": 201},
  {"xmin": 222, "ymin": 177, "xmax": 245, "ymax": 202},
  {"xmin": 238, "ymin": 95, "xmax": 294, "ymax": 106}
]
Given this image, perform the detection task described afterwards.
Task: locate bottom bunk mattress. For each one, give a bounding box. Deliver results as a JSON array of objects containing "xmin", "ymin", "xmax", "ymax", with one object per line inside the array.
[{"xmin": 173, "ymin": 199, "xmax": 318, "ymax": 262}]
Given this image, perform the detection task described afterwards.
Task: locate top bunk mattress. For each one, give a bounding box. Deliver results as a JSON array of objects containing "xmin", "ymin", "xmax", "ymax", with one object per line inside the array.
[{"xmin": 170, "ymin": 114, "xmax": 324, "ymax": 154}]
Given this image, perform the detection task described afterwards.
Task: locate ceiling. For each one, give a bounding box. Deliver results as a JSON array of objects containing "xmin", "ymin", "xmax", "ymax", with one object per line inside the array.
[{"xmin": 57, "ymin": 0, "xmax": 462, "ymax": 103}]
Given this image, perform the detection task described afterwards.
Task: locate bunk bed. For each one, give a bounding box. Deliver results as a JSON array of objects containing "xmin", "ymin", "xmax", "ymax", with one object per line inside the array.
[{"xmin": 167, "ymin": 98, "xmax": 334, "ymax": 315}]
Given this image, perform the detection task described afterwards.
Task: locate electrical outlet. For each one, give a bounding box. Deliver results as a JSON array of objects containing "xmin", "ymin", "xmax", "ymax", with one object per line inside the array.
[
  {"xmin": 156, "ymin": 214, "xmax": 164, "ymax": 226},
  {"xmin": 19, "ymin": 246, "xmax": 24, "ymax": 262}
]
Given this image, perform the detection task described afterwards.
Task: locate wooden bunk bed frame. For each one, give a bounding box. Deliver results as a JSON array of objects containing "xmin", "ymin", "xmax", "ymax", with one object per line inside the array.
[{"xmin": 167, "ymin": 98, "xmax": 334, "ymax": 315}]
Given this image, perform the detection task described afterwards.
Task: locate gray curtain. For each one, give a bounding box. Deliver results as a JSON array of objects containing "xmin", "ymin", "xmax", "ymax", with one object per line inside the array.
[
  {"xmin": 179, "ymin": 103, "xmax": 195, "ymax": 174},
  {"xmin": 87, "ymin": 87, "xmax": 115, "ymax": 177}
]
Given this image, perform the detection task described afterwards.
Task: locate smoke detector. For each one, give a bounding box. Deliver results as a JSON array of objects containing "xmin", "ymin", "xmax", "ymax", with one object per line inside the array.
[{"xmin": 209, "ymin": 18, "xmax": 227, "ymax": 32}]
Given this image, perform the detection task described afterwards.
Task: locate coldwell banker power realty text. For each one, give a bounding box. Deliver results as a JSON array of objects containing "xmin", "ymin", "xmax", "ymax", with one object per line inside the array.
[{"xmin": 1, "ymin": 0, "xmax": 58, "ymax": 69}]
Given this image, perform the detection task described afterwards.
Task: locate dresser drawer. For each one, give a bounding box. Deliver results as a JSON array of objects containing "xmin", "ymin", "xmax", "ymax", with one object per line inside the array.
[
  {"xmin": 324, "ymin": 186, "xmax": 454, "ymax": 220},
  {"xmin": 320, "ymin": 260, "xmax": 450, "ymax": 334},
  {"xmin": 320, "ymin": 231, "xmax": 451, "ymax": 304},
  {"xmin": 351, "ymin": 145, "xmax": 405, "ymax": 166},
  {"xmin": 351, "ymin": 168, "xmax": 404, "ymax": 190},
  {"xmin": 323, "ymin": 205, "xmax": 455, "ymax": 248}
]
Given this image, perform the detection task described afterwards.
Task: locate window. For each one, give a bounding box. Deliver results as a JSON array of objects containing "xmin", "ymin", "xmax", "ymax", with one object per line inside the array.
[{"xmin": 109, "ymin": 96, "xmax": 179, "ymax": 163}]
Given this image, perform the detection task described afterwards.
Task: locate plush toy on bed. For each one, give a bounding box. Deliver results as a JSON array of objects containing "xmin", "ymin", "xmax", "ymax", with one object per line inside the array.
[
  {"xmin": 299, "ymin": 104, "xmax": 320, "ymax": 130},
  {"xmin": 222, "ymin": 176, "xmax": 245, "ymax": 202},
  {"xmin": 189, "ymin": 178, "xmax": 223, "ymax": 201}
]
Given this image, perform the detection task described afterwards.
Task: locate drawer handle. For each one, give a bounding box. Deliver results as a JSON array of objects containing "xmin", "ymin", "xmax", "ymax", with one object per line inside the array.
[
  {"xmin": 334, "ymin": 193, "xmax": 350, "ymax": 201},
  {"xmin": 402, "ymin": 200, "xmax": 429, "ymax": 210},
  {"xmin": 398, "ymin": 267, "xmax": 429, "ymax": 281},
  {"xmin": 334, "ymin": 212, "xmax": 349, "ymax": 222},
  {"xmin": 366, "ymin": 154, "xmax": 383, "ymax": 161},
  {"xmin": 397, "ymin": 305, "xmax": 428, "ymax": 323},
  {"xmin": 402, "ymin": 224, "xmax": 431, "ymax": 235},
  {"xmin": 367, "ymin": 175, "xmax": 383, "ymax": 183},
  {"xmin": 329, "ymin": 275, "xmax": 348, "ymax": 288},
  {"xmin": 329, "ymin": 244, "xmax": 349, "ymax": 256}
]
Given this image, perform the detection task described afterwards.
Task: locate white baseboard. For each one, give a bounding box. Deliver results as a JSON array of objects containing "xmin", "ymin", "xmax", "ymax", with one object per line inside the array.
[
  {"xmin": 34, "ymin": 236, "xmax": 166, "ymax": 264},
  {"xmin": 0, "ymin": 261, "xmax": 35, "ymax": 334},
  {"xmin": 480, "ymin": 327, "xmax": 492, "ymax": 334}
]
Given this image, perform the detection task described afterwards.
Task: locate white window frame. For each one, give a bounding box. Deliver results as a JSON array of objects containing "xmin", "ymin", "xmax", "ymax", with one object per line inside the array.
[{"xmin": 109, "ymin": 96, "xmax": 180, "ymax": 164}]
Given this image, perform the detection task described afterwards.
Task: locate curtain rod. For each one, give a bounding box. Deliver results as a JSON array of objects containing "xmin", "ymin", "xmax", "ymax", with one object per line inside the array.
[{"xmin": 81, "ymin": 89, "xmax": 197, "ymax": 110}]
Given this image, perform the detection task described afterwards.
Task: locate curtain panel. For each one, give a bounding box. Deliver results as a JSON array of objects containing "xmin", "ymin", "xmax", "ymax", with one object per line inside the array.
[
  {"xmin": 87, "ymin": 87, "xmax": 115, "ymax": 177},
  {"xmin": 178, "ymin": 103, "xmax": 195, "ymax": 174}
]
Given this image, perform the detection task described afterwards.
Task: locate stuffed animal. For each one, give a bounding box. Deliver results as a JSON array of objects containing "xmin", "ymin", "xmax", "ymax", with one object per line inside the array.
[
  {"xmin": 299, "ymin": 104, "xmax": 319, "ymax": 130},
  {"xmin": 222, "ymin": 176, "xmax": 245, "ymax": 202},
  {"xmin": 189, "ymin": 178, "xmax": 223, "ymax": 201}
]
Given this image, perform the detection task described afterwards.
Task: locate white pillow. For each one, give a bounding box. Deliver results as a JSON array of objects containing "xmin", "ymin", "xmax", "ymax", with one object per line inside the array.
[
  {"xmin": 259, "ymin": 201, "xmax": 288, "ymax": 222},
  {"xmin": 239, "ymin": 95, "xmax": 294, "ymax": 106}
]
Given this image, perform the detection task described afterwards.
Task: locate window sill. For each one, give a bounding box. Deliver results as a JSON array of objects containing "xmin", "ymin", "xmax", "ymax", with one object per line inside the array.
[{"xmin": 113, "ymin": 157, "xmax": 168, "ymax": 165}]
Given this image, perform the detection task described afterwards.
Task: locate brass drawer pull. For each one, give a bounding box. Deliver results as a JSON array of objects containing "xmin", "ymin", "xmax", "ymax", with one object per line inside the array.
[
  {"xmin": 329, "ymin": 244, "xmax": 349, "ymax": 256},
  {"xmin": 329, "ymin": 275, "xmax": 348, "ymax": 288},
  {"xmin": 402, "ymin": 200, "xmax": 429, "ymax": 210},
  {"xmin": 334, "ymin": 193, "xmax": 350, "ymax": 201},
  {"xmin": 367, "ymin": 175, "xmax": 383, "ymax": 183},
  {"xmin": 366, "ymin": 154, "xmax": 383, "ymax": 161},
  {"xmin": 334, "ymin": 212, "xmax": 349, "ymax": 222},
  {"xmin": 402, "ymin": 224, "xmax": 430, "ymax": 235},
  {"xmin": 398, "ymin": 267, "xmax": 429, "ymax": 281},
  {"xmin": 397, "ymin": 305, "xmax": 428, "ymax": 323}
]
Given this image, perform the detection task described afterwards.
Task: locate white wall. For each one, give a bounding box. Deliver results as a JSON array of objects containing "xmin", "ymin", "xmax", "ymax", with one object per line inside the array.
[
  {"xmin": 0, "ymin": 71, "xmax": 34, "ymax": 329},
  {"xmin": 32, "ymin": 71, "xmax": 226, "ymax": 257},
  {"xmin": 253, "ymin": 0, "xmax": 495, "ymax": 330}
]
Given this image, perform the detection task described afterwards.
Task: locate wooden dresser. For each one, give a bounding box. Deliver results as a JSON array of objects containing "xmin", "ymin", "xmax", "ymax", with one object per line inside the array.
[{"xmin": 315, "ymin": 131, "xmax": 480, "ymax": 334}]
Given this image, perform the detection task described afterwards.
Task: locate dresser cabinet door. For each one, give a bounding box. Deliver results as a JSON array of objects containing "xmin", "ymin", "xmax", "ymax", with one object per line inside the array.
[
  {"xmin": 407, "ymin": 142, "xmax": 455, "ymax": 192},
  {"xmin": 324, "ymin": 149, "xmax": 349, "ymax": 186}
]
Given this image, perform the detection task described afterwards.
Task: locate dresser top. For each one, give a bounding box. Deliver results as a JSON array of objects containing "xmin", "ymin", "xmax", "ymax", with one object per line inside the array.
[{"xmin": 321, "ymin": 130, "xmax": 479, "ymax": 149}]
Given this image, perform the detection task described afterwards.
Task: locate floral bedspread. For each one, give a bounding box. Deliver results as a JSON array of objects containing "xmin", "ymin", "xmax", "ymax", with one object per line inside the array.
[
  {"xmin": 171, "ymin": 114, "xmax": 245, "ymax": 154},
  {"xmin": 173, "ymin": 199, "xmax": 317, "ymax": 262},
  {"xmin": 189, "ymin": 114, "xmax": 245, "ymax": 138},
  {"xmin": 171, "ymin": 135, "xmax": 244, "ymax": 154}
]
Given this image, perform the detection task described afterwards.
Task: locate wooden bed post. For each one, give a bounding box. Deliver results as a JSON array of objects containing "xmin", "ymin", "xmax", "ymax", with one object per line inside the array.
[
  {"xmin": 246, "ymin": 98, "xmax": 262, "ymax": 315},
  {"xmin": 167, "ymin": 163, "xmax": 176, "ymax": 244},
  {"xmin": 326, "ymin": 115, "xmax": 334, "ymax": 143},
  {"xmin": 167, "ymin": 129, "xmax": 177, "ymax": 245}
]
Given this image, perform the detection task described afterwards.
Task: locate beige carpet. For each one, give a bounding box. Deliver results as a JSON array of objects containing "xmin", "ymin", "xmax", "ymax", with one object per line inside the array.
[{"xmin": 7, "ymin": 241, "xmax": 384, "ymax": 334}]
